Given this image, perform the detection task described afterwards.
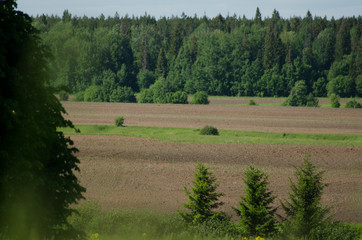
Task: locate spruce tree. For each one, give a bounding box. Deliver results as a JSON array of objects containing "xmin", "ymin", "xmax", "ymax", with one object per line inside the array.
[
  {"xmin": 178, "ymin": 163, "xmax": 225, "ymax": 224},
  {"xmin": 155, "ymin": 47, "xmax": 168, "ymax": 78},
  {"xmin": 281, "ymin": 155, "xmax": 331, "ymax": 237},
  {"xmin": 233, "ymin": 166, "xmax": 277, "ymax": 237}
]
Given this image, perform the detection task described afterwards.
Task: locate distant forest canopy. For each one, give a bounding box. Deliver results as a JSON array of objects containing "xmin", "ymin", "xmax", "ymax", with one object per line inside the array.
[{"xmin": 32, "ymin": 9, "xmax": 362, "ymax": 98}]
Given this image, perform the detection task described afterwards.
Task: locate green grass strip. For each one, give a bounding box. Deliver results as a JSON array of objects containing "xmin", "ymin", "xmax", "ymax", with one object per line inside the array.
[{"xmin": 59, "ymin": 125, "xmax": 362, "ymax": 146}]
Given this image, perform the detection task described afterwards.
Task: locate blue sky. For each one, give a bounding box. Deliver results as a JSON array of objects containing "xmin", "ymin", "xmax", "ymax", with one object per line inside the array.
[{"xmin": 16, "ymin": 0, "xmax": 362, "ymax": 19}]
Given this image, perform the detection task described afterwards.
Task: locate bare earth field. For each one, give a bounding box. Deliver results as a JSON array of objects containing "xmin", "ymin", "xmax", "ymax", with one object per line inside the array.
[
  {"xmin": 62, "ymin": 101, "xmax": 362, "ymax": 134},
  {"xmin": 62, "ymin": 101, "xmax": 362, "ymax": 222}
]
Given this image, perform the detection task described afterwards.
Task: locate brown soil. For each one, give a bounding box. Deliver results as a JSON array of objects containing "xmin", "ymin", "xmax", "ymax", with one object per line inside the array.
[
  {"xmin": 72, "ymin": 135, "xmax": 362, "ymax": 222},
  {"xmin": 62, "ymin": 102, "xmax": 362, "ymax": 134}
]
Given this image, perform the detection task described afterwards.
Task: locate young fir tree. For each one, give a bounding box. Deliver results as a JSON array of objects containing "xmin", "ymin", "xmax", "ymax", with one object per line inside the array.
[
  {"xmin": 233, "ymin": 166, "xmax": 277, "ymax": 237},
  {"xmin": 281, "ymin": 155, "xmax": 331, "ymax": 237},
  {"xmin": 178, "ymin": 163, "xmax": 225, "ymax": 224}
]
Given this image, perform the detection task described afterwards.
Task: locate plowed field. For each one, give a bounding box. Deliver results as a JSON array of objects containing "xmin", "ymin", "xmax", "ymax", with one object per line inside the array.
[
  {"xmin": 62, "ymin": 101, "xmax": 362, "ymax": 222},
  {"xmin": 63, "ymin": 101, "xmax": 362, "ymax": 134}
]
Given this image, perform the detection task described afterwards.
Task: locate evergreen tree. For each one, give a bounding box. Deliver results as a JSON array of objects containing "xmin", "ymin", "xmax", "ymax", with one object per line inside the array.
[
  {"xmin": 263, "ymin": 23, "xmax": 284, "ymax": 70},
  {"xmin": 178, "ymin": 163, "xmax": 225, "ymax": 224},
  {"xmin": 281, "ymin": 155, "xmax": 331, "ymax": 237},
  {"xmin": 155, "ymin": 47, "xmax": 168, "ymax": 78},
  {"xmin": 335, "ymin": 19, "xmax": 351, "ymax": 60},
  {"xmin": 233, "ymin": 166, "xmax": 277, "ymax": 237},
  {"xmin": 254, "ymin": 7, "xmax": 262, "ymax": 25},
  {"xmin": 0, "ymin": 1, "xmax": 85, "ymax": 238}
]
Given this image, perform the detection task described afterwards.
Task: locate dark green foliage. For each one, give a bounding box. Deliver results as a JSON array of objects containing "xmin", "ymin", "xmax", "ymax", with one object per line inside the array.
[
  {"xmin": 0, "ymin": 1, "xmax": 85, "ymax": 238},
  {"xmin": 356, "ymin": 75, "xmax": 362, "ymax": 97},
  {"xmin": 281, "ymin": 155, "xmax": 331, "ymax": 237},
  {"xmin": 283, "ymin": 80, "xmax": 308, "ymax": 106},
  {"xmin": 190, "ymin": 91, "xmax": 209, "ymax": 104},
  {"xmin": 345, "ymin": 99, "xmax": 362, "ymax": 108},
  {"xmin": 59, "ymin": 90, "xmax": 69, "ymax": 101},
  {"xmin": 138, "ymin": 88, "xmax": 154, "ymax": 103},
  {"xmin": 200, "ymin": 125, "xmax": 219, "ymax": 136},
  {"xmin": 248, "ymin": 99, "xmax": 257, "ymax": 105},
  {"xmin": 178, "ymin": 163, "xmax": 225, "ymax": 224},
  {"xmin": 109, "ymin": 86, "xmax": 136, "ymax": 103},
  {"xmin": 312, "ymin": 77, "xmax": 328, "ymax": 97},
  {"xmin": 327, "ymin": 75, "xmax": 355, "ymax": 97},
  {"xmin": 155, "ymin": 47, "xmax": 168, "ymax": 78},
  {"xmin": 329, "ymin": 93, "xmax": 341, "ymax": 108},
  {"xmin": 306, "ymin": 93, "xmax": 319, "ymax": 107},
  {"xmin": 114, "ymin": 116, "xmax": 124, "ymax": 127},
  {"xmin": 308, "ymin": 222, "xmax": 362, "ymax": 240},
  {"xmin": 233, "ymin": 166, "xmax": 277, "ymax": 237},
  {"xmin": 137, "ymin": 69, "xmax": 155, "ymax": 90}
]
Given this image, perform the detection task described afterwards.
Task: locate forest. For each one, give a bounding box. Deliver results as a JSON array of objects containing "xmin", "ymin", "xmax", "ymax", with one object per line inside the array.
[{"xmin": 32, "ymin": 8, "xmax": 362, "ymax": 102}]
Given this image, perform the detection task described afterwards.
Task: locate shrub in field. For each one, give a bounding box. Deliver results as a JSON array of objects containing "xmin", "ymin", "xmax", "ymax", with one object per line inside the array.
[
  {"xmin": 248, "ymin": 99, "xmax": 257, "ymax": 105},
  {"xmin": 200, "ymin": 125, "xmax": 219, "ymax": 136},
  {"xmin": 171, "ymin": 91, "xmax": 188, "ymax": 104},
  {"xmin": 109, "ymin": 86, "xmax": 136, "ymax": 103},
  {"xmin": 233, "ymin": 165, "xmax": 278, "ymax": 237},
  {"xmin": 178, "ymin": 163, "xmax": 225, "ymax": 224},
  {"xmin": 345, "ymin": 99, "xmax": 362, "ymax": 108},
  {"xmin": 329, "ymin": 93, "xmax": 340, "ymax": 108},
  {"xmin": 84, "ymin": 85, "xmax": 102, "ymax": 102},
  {"xmin": 73, "ymin": 91, "xmax": 84, "ymax": 101},
  {"xmin": 190, "ymin": 91, "xmax": 209, "ymax": 104},
  {"xmin": 138, "ymin": 88, "xmax": 154, "ymax": 103},
  {"xmin": 283, "ymin": 80, "xmax": 308, "ymax": 106},
  {"xmin": 59, "ymin": 90, "xmax": 69, "ymax": 101},
  {"xmin": 306, "ymin": 93, "xmax": 319, "ymax": 107},
  {"xmin": 281, "ymin": 155, "xmax": 331, "ymax": 237},
  {"xmin": 114, "ymin": 116, "xmax": 124, "ymax": 127}
]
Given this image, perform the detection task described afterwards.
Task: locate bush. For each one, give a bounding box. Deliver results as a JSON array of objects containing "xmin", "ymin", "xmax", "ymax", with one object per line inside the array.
[
  {"xmin": 59, "ymin": 90, "xmax": 69, "ymax": 101},
  {"xmin": 114, "ymin": 116, "xmax": 124, "ymax": 127},
  {"xmin": 306, "ymin": 93, "xmax": 319, "ymax": 107},
  {"xmin": 200, "ymin": 125, "xmax": 219, "ymax": 136},
  {"xmin": 171, "ymin": 91, "xmax": 188, "ymax": 104},
  {"xmin": 283, "ymin": 80, "xmax": 308, "ymax": 106},
  {"xmin": 138, "ymin": 88, "xmax": 154, "ymax": 103},
  {"xmin": 233, "ymin": 165, "xmax": 277, "ymax": 237},
  {"xmin": 345, "ymin": 99, "xmax": 362, "ymax": 108},
  {"xmin": 308, "ymin": 222, "xmax": 361, "ymax": 240},
  {"xmin": 248, "ymin": 99, "xmax": 257, "ymax": 105},
  {"xmin": 329, "ymin": 93, "xmax": 340, "ymax": 108},
  {"xmin": 73, "ymin": 91, "xmax": 84, "ymax": 102},
  {"xmin": 84, "ymin": 85, "xmax": 102, "ymax": 102},
  {"xmin": 190, "ymin": 91, "xmax": 209, "ymax": 104},
  {"xmin": 110, "ymin": 86, "xmax": 136, "ymax": 103},
  {"xmin": 327, "ymin": 75, "xmax": 354, "ymax": 97}
]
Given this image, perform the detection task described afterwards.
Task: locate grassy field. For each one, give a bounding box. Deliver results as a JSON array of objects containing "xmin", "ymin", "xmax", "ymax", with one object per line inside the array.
[{"xmin": 61, "ymin": 125, "xmax": 362, "ymax": 146}]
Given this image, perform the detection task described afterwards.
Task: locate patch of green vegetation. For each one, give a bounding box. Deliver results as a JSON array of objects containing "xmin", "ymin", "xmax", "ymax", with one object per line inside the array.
[{"xmin": 60, "ymin": 125, "xmax": 362, "ymax": 146}]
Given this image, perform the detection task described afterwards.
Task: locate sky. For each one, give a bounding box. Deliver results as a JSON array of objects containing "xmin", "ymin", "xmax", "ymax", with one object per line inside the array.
[{"xmin": 16, "ymin": 0, "xmax": 362, "ymax": 19}]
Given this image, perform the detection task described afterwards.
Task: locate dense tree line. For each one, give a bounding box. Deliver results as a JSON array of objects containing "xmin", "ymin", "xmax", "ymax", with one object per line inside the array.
[{"xmin": 33, "ymin": 9, "xmax": 362, "ymax": 100}]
